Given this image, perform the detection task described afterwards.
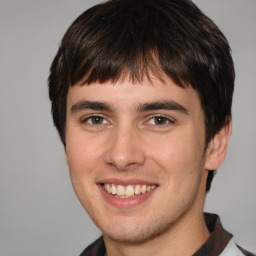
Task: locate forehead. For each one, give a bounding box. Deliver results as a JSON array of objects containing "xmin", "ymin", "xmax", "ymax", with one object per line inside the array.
[{"xmin": 67, "ymin": 77, "xmax": 202, "ymax": 113}]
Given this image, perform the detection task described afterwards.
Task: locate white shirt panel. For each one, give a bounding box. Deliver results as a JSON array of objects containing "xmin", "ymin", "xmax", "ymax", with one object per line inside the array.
[{"xmin": 220, "ymin": 239, "xmax": 245, "ymax": 256}]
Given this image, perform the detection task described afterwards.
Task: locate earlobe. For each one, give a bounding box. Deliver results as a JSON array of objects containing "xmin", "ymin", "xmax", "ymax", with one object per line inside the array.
[{"xmin": 204, "ymin": 118, "xmax": 232, "ymax": 170}]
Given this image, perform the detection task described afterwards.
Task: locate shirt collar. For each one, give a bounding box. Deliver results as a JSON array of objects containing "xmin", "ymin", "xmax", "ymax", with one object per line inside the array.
[{"xmin": 193, "ymin": 213, "xmax": 233, "ymax": 256}]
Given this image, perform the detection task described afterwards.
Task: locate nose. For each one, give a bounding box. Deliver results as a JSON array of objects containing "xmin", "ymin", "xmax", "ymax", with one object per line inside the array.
[{"xmin": 104, "ymin": 124, "xmax": 146, "ymax": 170}]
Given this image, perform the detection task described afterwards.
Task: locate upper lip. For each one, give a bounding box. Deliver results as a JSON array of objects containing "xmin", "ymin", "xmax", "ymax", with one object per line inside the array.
[{"xmin": 97, "ymin": 178, "xmax": 158, "ymax": 186}]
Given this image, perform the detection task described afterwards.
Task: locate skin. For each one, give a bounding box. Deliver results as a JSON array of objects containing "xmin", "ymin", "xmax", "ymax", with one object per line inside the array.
[{"xmin": 65, "ymin": 76, "xmax": 231, "ymax": 256}]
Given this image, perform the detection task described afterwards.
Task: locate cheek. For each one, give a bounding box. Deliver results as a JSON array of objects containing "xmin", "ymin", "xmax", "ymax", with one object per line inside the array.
[
  {"xmin": 150, "ymin": 132, "xmax": 203, "ymax": 169},
  {"xmin": 65, "ymin": 134, "xmax": 103, "ymax": 211},
  {"xmin": 146, "ymin": 129, "xmax": 205, "ymax": 190},
  {"xmin": 66, "ymin": 131, "xmax": 104, "ymax": 176}
]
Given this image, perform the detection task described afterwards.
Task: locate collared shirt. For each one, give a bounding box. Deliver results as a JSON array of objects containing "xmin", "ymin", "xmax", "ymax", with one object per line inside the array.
[{"xmin": 80, "ymin": 213, "xmax": 255, "ymax": 256}]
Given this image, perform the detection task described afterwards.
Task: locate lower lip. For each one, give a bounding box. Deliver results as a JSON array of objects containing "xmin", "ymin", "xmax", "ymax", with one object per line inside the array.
[{"xmin": 98, "ymin": 184, "xmax": 157, "ymax": 208}]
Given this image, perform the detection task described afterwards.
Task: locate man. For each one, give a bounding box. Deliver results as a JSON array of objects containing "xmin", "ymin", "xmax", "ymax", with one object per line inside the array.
[{"xmin": 48, "ymin": 0, "xmax": 255, "ymax": 255}]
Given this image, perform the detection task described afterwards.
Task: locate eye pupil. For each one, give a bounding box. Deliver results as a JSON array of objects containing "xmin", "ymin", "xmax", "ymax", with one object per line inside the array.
[
  {"xmin": 155, "ymin": 117, "xmax": 166, "ymax": 125},
  {"xmin": 92, "ymin": 116, "xmax": 103, "ymax": 124}
]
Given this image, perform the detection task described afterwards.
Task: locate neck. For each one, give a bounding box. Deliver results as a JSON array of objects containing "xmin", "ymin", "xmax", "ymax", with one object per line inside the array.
[{"xmin": 104, "ymin": 212, "xmax": 210, "ymax": 256}]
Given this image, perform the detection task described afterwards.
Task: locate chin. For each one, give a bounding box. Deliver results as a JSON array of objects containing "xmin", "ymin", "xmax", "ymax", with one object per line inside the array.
[{"xmin": 100, "ymin": 216, "xmax": 174, "ymax": 244}]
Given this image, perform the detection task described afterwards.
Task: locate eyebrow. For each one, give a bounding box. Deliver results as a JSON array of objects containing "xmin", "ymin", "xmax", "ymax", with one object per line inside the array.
[
  {"xmin": 136, "ymin": 101, "xmax": 189, "ymax": 114},
  {"xmin": 70, "ymin": 100, "xmax": 189, "ymax": 115},
  {"xmin": 71, "ymin": 100, "xmax": 113, "ymax": 113}
]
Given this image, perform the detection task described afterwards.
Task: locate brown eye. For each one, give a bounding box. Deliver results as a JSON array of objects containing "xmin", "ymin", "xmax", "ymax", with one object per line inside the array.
[
  {"xmin": 91, "ymin": 116, "xmax": 104, "ymax": 124},
  {"xmin": 154, "ymin": 116, "xmax": 168, "ymax": 125},
  {"xmin": 147, "ymin": 115, "xmax": 174, "ymax": 127},
  {"xmin": 83, "ymin": 115, "xmax": 109, "ymax": 125}
]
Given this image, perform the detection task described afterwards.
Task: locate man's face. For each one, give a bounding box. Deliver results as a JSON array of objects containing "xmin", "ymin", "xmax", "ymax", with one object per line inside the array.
[{"xmin": 65, "ymin": 76, "xmax": 210, "ymax": 243}]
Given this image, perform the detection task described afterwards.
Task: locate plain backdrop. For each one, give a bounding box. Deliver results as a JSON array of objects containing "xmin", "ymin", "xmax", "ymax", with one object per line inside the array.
[{"xmin": 0, "ymin": 0, "xmax": 255, "ymax": 255}]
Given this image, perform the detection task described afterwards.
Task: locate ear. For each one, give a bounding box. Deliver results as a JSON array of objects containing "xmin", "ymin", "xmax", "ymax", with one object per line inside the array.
[{"xmin": 204, "ymin": 118, "xmax": 232, "ymax": 170}]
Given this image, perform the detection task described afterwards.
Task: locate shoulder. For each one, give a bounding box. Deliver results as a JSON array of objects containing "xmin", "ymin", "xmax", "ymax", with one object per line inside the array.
[
  {"xmin": 79, "ymin": 236, "xmax": 105, "ymax": 256},
  {"xmin": 220, "ymin": 239, "xmax": 256, "ymax": 256}
]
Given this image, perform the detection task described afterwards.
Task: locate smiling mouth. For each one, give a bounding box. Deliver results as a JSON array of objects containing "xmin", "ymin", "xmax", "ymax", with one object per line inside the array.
[{"xmin": 102, "ymin": 184, "xmax": 157, "ymax": 198}]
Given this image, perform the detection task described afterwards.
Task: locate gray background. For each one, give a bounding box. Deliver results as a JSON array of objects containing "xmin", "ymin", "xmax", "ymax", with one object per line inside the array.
[{"xmin": 0, "ymin": 0, "xmax": 255, "ymax": 255}]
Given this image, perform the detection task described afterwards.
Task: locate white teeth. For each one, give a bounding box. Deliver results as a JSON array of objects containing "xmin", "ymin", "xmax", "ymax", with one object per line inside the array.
[
  {"xmin": 135, "ymin": 184, "xmax": 141, "ymax": 195},
  {"xmin": 141, "ymin": 185, "xmax": 147, "ymax": 193},
  {"xmin": 103, "ymin": 183, "xmax": 157, "ymax": 197},
  {"xmin": 111, "ymin": 184, "xmax": 117, "ymax": 194},
  {"xmin": 117, "ymin": 185, "xmax": 125, "ymax": 196},
  {"xmin": 106, "ymin": 184, "xmax": 111, "ymax": 193},
  {"xmin": 125, "ymin": 185, "xmax": 134, "ymax": 196}
]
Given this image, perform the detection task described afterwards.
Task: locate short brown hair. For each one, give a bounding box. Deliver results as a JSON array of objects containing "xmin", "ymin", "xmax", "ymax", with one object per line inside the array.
[{"xmin": 48, "ymin": 0, "xmax": 235, "ymax": 192}]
